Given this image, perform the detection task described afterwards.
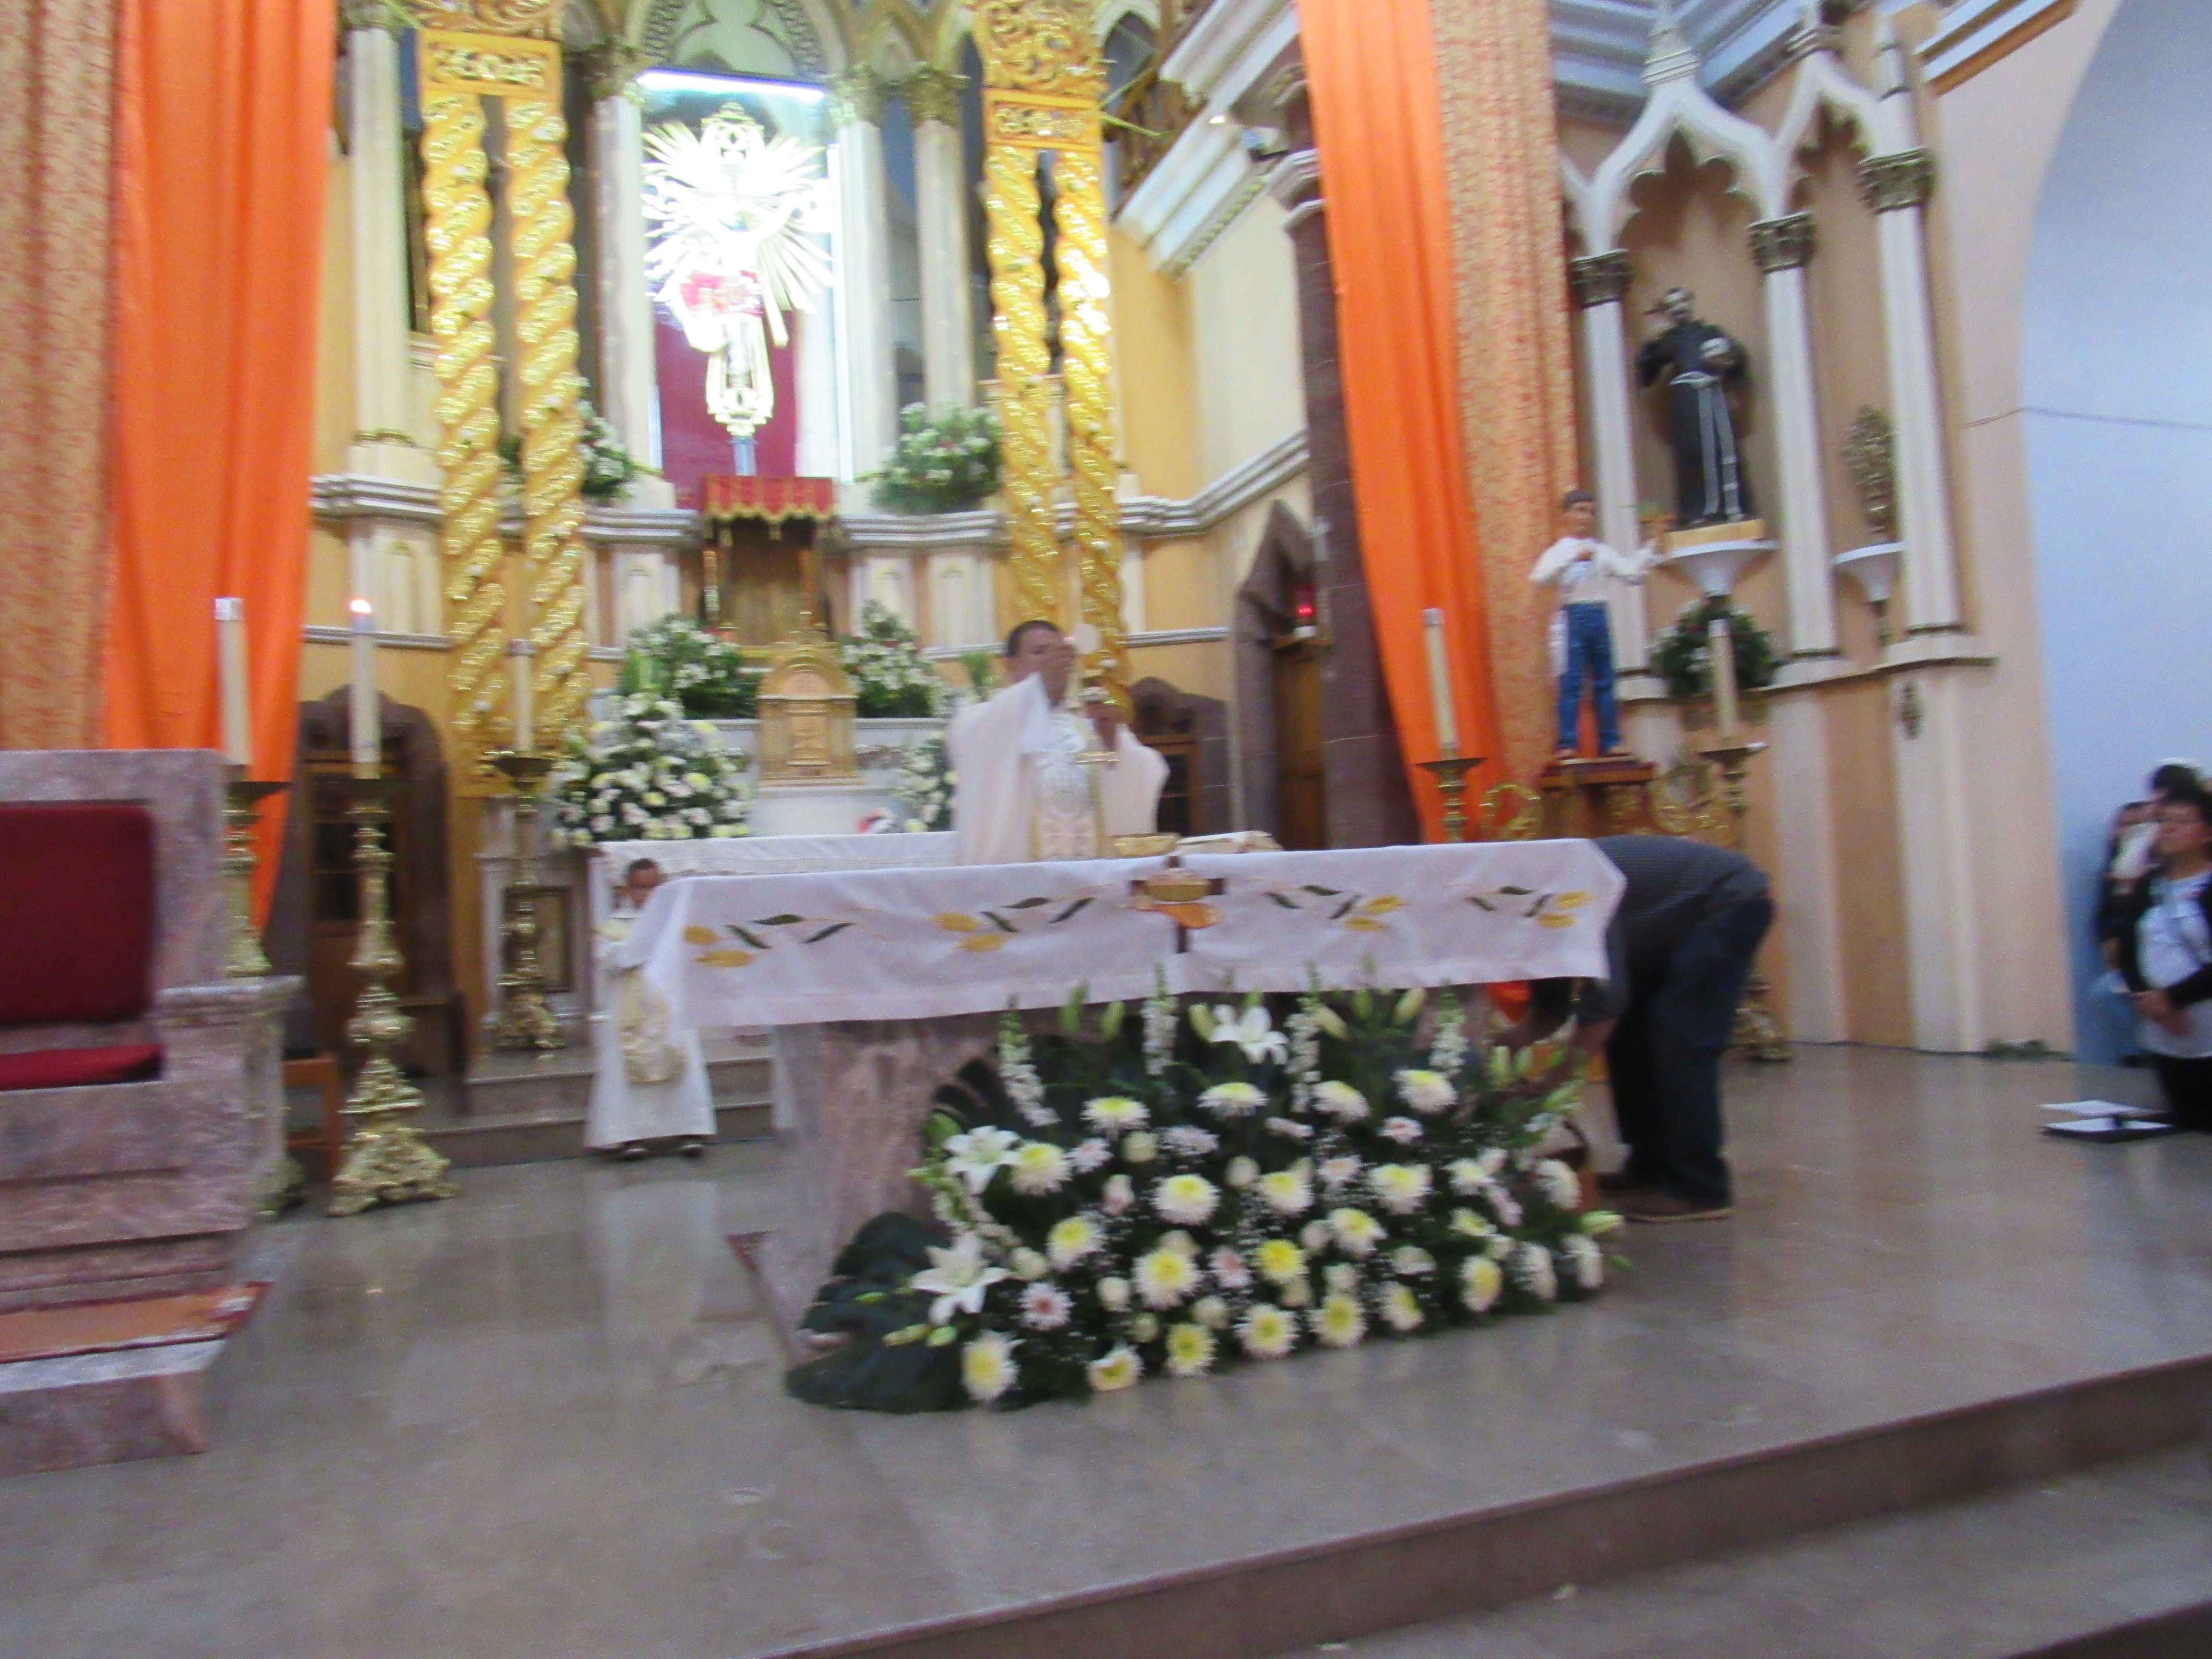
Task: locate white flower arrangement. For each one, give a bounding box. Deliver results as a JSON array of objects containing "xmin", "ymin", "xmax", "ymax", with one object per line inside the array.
[
  {"xmin": 838, "ymin": 601, "xmax": 948, "ymax": 719},
  {"xmin": 869, "ymin": 402, "xmax": 1002, "ymax": 515},
  {"xmin": 548, "ymin": 692, "xmax": 750, "ymax": 847},
  {"xmin": 623, "ymin": 614, "xmax": 760, "ymax": 718},
  {"xmin": 787, "ymin": 983, "xmax": 1609, "ymax": 1413},
  {"xmin": 891, "ymin": 733, "xmax": 954, "ymax": 832}
]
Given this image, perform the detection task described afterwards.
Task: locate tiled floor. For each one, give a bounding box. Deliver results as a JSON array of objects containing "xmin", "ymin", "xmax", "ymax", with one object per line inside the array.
[{"xmin": 3, "ymin": 1049, "xmax": 2209, "ymax": 1659}]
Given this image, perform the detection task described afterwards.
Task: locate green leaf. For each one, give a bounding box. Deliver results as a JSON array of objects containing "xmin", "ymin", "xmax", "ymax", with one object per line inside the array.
[
  {"xmin": 1498, "ymin": 887, "xmax": 1531, "ymax": 897},
  {"xmin": 1265, "ymin": 891, "xmax": 1301, "ymax": 909},
  {"xmin": 1299, "ymin": 885, "xmax": 1343, "ymax": 897},
  {"xmin": 984, "ymin": 912, "xmax": 1018, "ymax": 933},
  {"xmin": 753, "ymin": 914, "xmax": 805, "ymax": 927},
  {"xmin": 804, "ymin": 922, "xmax": 854, "ymax": 943},
  {"xmin": 1466, "ymin": 896, "xmax": 1496, "ymax": 913},
  {"xmin": 1352, "ymin": 989, "xmax": 1372, "ymax": 1022},
  {"xmin": 1008, "ymin": 896, "xmax": 1052, "ymax": 909},
  {"xmin": 1330, "ymin": 897, "xmax": 1359, "ymax": 920},
  {"xmin": 1394, "ymin": 987, "xmax": 1427, "ymax": 1026},
  {"xmin": 729, "ymin": 926, "xmax": 772, "ymax": 949},
  {"xmin": 1099, "ymin": 1000, "xmax": 1127, "ymax": 1040},
  {"xmin": 1050, "ymin": 897, "xmax": 1094, "ymax": 923},
  {"xmin": 1189, "ymin": 1004, "xmax": 1217, "ymax": 1039}
]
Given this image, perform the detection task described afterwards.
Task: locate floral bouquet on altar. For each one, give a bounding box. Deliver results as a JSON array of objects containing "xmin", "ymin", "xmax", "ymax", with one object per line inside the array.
[
  {"xmin": 890, "ymin": 733, "xmax": 954, "ymax": 832},
  {"xmin": 623, "ymin": 615, "xmax": 762, "ymax": 719},
  {"xmin": 547, "ymin": 693, "xmax": 752, "ymax": 846},
  {"xmin": 786, "ymin": 982, "xmax": 1620, "ymax": 1414},
  {"xmin": 868, "ymin": 402, "xmax": 1001, "ymax": 515},
  {"xmin": 839, "ymin": 601, "xmax": 949, "ymax": 719}
]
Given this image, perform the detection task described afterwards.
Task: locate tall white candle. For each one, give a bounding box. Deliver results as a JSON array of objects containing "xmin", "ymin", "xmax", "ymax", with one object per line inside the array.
[
  {"xmin": 349, "ymin": 598, "xmax": 381, "ymax": 778},
  {"xmin": 1707, "ymin": 615, "xmax": 1741, "ymax": 736},
  {"xmin": 510, "ymin": 638, "xmax": 534, "ymax": 753},
  {"xmin": 215, "ymin": 596, "xmax": 252, "ymax": 767},
  {"xmin": 1422, "ymin": 606, "xmax": 1459, "ymax": 757}
]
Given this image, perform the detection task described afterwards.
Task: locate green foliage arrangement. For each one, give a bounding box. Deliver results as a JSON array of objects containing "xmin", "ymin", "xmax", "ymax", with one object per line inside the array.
[
  {"xmin": 1649, "ymin": 596, "xmax": 1780, "ymax": 702},
  {"xmin": 869, "ymin": 403, "xmax": 1001, "ymax": 515},
  {"xmin": 786, "ymin": 984, "xmax": 1618, "ymax": 1414}
]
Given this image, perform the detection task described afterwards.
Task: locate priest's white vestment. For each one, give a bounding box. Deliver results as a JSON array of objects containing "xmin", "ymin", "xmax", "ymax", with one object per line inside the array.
[
  {"xmin": 945, "ymin": 673, "xmax": 1169, "ymax": 864},
  {"xmin": 586, "ymin": 903, "xmax": 716, "ymax": 1149}
]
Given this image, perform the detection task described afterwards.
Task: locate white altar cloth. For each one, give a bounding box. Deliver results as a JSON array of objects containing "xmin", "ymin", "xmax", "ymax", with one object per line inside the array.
[{"xmin": 620, "ymin": 840, "xmax": 1624, "ymax": 1030}]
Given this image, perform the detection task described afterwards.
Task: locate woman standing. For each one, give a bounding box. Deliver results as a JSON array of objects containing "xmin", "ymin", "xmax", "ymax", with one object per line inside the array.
[{"xmin": 2115, "ymin": 788, "xmax": 2212, "ymax": 1130}]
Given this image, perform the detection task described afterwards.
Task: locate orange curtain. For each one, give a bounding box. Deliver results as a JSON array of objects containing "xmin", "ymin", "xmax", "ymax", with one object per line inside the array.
[
  {"xmin": 1300, "ymin": 0, "xmax": 1500, "ymax": 841},
  {"xmin": 105, "ymin": 0, "xmax": 334, "ymax": 900}
]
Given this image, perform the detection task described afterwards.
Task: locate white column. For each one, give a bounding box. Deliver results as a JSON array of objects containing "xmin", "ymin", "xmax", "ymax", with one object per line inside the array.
[
  {"xmin": 588, "ymin": 51, "xmax": 675, "ymax": 509},
  {"xmin": 345, "ymin": 23, "xmax": 434, "ymax": 485},
  {"xmin": 830, "ymin": 68, "xmax": 897, "ymax": 481},
  {"xmin": 1889, "ymin": 664, "xmax": 1983, "ymax": 1050},
  {"xmin": 1569, "ymin": 252, "xmax": 1650, "ymax": 673},
  {"xmin": 1751, "ymin": 215, "xmax": 1839, "ymax": 657},
  {"xmin": 905, "ymin": 68, "xmax": 975, "ymax": 411},
  {"xmin": 1765, "ymin": 690, "xmax": 1848, "ymax": 1043},
  {"xmin": 1864, "ymin": 151, "xmax": 1961, "ymax": 634},
  {"xmin": 794, "ymin": 306, "xmax": 840, "ymax": 478}
]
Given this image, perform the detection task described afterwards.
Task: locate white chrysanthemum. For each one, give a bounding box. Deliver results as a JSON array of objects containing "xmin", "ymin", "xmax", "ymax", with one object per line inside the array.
[
  {"xmin": 1461, "ymin": 1254, "xmax": 1503, "ymax": 1313},
  {"xmin": 1323, "ymin": 1262, "xmax": 1360, "ymax": 1294},
  {"xmin": 1380, "ymin": 1116, "xmax": 1424, "ymax": 1144},
  {"xmin": 1158, "ymin": 1229, "xmax": 1200, "ymax": 1258},
  {"xmin": 1563, "ymin": 1233, "xmax": 1605, "ymax": 1291},
  {"xmin": 1265, "ymin": 1116, "xmax": 1315, "ymax": 1141},
  {"xmin": 1512, "ymin": 1242, "xmax": 1558, "ymax": 1302},
  {"xmin": 1392, "ymin": 1246, "xmax": 1436, "ymax": 1276},
  {"xmin": 1368, "ymin": 1163, "xmax": 1433, "ymax": 1216},
  {"xmin": 1485, "ymin": 1234, "xmax": 1515, "ymax": 1261},
  {"xmin": 1010, "ymin": 1247, "xmax": 1049, "ymax": 1281},
  {"xmin": 1154, "ymin": 1172, "xmax": 1221, "ymax": 1226},
  {"xmin": 1047, "ymin": 1219, "xmax": 1102, "ymax": 1275},
  {"xmin": 1191, "ymin": 1295, "xmax": 1231, "ymax": 1330},
  {"xmin": 1083, "ymin": 1096, "xmax": 1149, "ymax": 1133},
  {"xmin": 1087, "ymin": 1345, "xmax": 1142, "ymax": 1393},
  {"xmin": 1299, "ymin": 1219, "xmax": 1334, "ymax": 1252},
  {"xmin": 1165, "ymin": 1322, "xmax": 1217, "ymax": 1379},
  {"xmin": 1450, "ymin": 1208, "xmax": 1495, "ymax": 1240},
  {"xmin": 1122, "ymin": 1131, "xmax": 1160, "ymax": 1165},
  {"xmin": 1280, "ymin": 1275, "xmax": 1313, "ymax": 1308},
  {"xmin": 1478, "ymin": 1149, "xmax": 1509, "ymax": 1176},
  {"xmin": 1097, "ymin": 1275, "xmax": 1131, "ymax": 1312},
  {"xmin": 1070, "ymin": 1137, "xmax": 1112, "ymax": 1174},
  {"xmin": 1198, "ymin": 1081, "xmax": 1266, "ymax": 1118},
  {"xmin": 1009, "ymin": 1141, "xmax": 1070, "ymax": 1196},
  {"xmin": 1329, "ymin": 1206, "xmax": 1388, "ymax": 1257},
  {"xmin": 1134, "ymin": 1246, "xmax": 1202, "ymax": 1309},
  {"xmin": 1319, "ymin": 1154, "xmax": 1364, "ymax": 1192},
  {"xmin": 1447, "ymin": 1158, "xmax": 1488, "ymax": 1195},
  {"xmin": 1257, "ymin": 1169, "xmax": 1314, "ymax": 1216},
  {"xmin": 1311, "ymin": 1081, "xmax": 1370, "ymax": 1122},
  {"xmin": 1102, "ymin": 1174, "xmax": 1135, "ymax": 1215},
  {"xmin": 1395, "ymin": 1069, "xmax": 1456, "ymax": 1114},
  {"xmin": 1253, "ymin": 1237, "xmax": 1308, "ymax": 1286},
  {"xmin": 1162, "ymin": 1125, "xmax": 1219, "ymax": 1157},
  {"xmin": 1489, "ymin": 1189, "xmax": 1525, "ymax": 1228},
  {"xmin": 962, "ymin": 1331, "xmax": 1019, "ymax": 1403},
  {"xmin": 1239, "ymin": 1302, "xmax": 1297, "ymax": 1360},
  {"xmin": 1535, "ymin": 1159, "xmax": 1582, "ymax": 1211},
  {"xmin": 1021, "ymin": 1282, "xmax": 1073, "ymax": 1329},
  {"xmin": 1130, "ymin": 1312, "xmax": 1160, "ymax": 1344},
  {"xmin": 1380, "ymin": 1282, "xmax": 1425, "ymax": 1333},
  {"xmin": 1225, "ymin": 1155, "xmax": 1260, "ymax": 1189},
  {"xmin": 1313, "ymin": 1291, "xmax": 1367, "ymax": 1349},
  {"xmin": 1209, "ymin": 1247, "xmax": 1251, "ymax": 1291}
]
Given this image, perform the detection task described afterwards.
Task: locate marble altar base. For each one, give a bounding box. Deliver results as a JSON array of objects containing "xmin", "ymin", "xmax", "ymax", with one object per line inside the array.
[{"xmin": 0, "ymin": 1338, "xmax": 233, "ymax": 1477}]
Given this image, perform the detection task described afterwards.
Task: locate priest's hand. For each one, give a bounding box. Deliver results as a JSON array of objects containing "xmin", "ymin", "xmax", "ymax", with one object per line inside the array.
[
  {"xmin": 1039, "ymin": 637, "xmax": 1079, "ymax": 706},
  {"xmin": 1085, "ymin": 698, "xmax": 1124, "ymax": 745}
]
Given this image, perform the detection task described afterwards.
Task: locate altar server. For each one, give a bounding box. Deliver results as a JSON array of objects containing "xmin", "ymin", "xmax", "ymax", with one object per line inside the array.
[
  {"xmin": 946, "ymin": 620, "xmax": 1167, "ymax": 864},
  {"xmin": 1528, "ymin": 836, "xmax": 1772, "ymax": 1224},
  {"xmin": 587, "ymin": 859, "xmax": 714, "ymax": 1159}
]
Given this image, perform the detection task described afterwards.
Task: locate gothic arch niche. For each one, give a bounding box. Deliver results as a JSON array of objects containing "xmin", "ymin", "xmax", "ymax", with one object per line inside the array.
[
  {"xmin": 1231, "ymin": 501, "xmax": 1322, "ymax": 847},
  {"xmin": 640, "ymin": 0, "xmax": 839, "ymax": 77}
]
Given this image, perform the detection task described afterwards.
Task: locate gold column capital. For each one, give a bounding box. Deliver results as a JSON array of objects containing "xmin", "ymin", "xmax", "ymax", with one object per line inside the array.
[
  {"xmin": 902, "ymin": 66, "xmax": 968, "ymax": 128},
  {"xmin": 1749, "ymin": 213, "xmax": 1815, "ymax": 274},
  {"xmin": 1859, "ymin": 149, "xmax": 1936, "ymax": 214},
  {"xmin": 1567, "ymin": 250, "xmax": 1633, "ymax": 309},
  {"xmin": 576, "ymin": 39, "xmax": 652, "ymax": 103},
  {"xmin": 828, "ymin": 66, "xmax": 887, "ymax": 128},
  {"xmin": 402, "ymin": 0, "xmax": 563, "ymax": 39}
]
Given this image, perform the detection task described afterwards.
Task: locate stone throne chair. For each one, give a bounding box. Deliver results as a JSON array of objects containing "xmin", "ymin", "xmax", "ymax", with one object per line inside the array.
[{"xmin": 0, "ymin": 751, "xmax": 295, "ymax": 1317}]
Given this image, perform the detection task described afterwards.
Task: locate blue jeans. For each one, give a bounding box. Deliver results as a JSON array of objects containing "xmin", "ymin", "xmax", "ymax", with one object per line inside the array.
[{"xmin": 1555, "ymin": 601, "xmax": 1621, "ymax": 752}]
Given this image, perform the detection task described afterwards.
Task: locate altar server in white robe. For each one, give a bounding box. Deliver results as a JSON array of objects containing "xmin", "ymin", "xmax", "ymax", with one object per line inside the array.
[
  {"xmin": 947, "ymin": 620, "xmax": 1168, "ymax": 864},
  {"xmin": 587, "ymin": 859, "xmax": 714, "ymax": 1159}
]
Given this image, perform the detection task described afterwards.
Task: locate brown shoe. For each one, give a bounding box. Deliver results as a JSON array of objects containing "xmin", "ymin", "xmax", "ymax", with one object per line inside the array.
[{"xmin": 1621, "ymin": 1190, "xmax": 1732, "ymax": 1224}]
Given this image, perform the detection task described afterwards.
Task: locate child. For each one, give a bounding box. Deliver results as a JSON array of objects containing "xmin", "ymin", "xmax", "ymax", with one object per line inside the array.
[
  {"xmin": 2114, "ymin": 787, "xmax": 2212, "ymax": 1129},
  {"xmin": 1531, "ymin": 490, "xmax": 1648, "ymax": 758}
]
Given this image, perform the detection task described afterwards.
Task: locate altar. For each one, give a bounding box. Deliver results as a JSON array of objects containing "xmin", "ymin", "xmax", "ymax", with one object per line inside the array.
[{"xmin": 616, "ymin": 839, "xmax": 1625, "ymax": 1328}]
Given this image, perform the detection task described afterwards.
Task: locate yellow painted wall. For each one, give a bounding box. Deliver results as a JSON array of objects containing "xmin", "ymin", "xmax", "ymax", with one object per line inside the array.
[
  {"xmin": 1188, "ymin": 192, "xmax": 1307, "ymax": 488},
  {"xmin": 1110, "ymin": 224, "xmax": 1202, "ymax": 501}
]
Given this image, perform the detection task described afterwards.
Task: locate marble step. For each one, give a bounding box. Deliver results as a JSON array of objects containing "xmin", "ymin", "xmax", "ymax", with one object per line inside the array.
[
  {"xmin": 1276, "ymin": 1444, "xmax": 2212, "ymax": 1659},
  {"xmin": 463, "ymin": 1036, "xmax": 771, "ymax": 1120},
  {"xmin": 746, "ymin": 1355, "xmax": 2212, "ymax": 1659}
]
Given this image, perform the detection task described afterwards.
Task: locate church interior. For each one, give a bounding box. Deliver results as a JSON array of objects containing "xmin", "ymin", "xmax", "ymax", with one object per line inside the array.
[{"xmin": 5, "ymin": 0, "xmax": 2212, "ymax": 1652}]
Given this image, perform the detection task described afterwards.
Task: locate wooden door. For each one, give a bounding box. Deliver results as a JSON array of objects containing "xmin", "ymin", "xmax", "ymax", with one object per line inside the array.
[{"xmin": 1272, "ymin": 639, "xmax": 1326, "ymax": 850}]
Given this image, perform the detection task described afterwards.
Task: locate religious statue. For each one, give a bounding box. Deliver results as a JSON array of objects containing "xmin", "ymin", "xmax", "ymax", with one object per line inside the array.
[
  {"xmin": 945, "ymin": 621, "xmax": 1166, "ymax": 864},
  {"xmin": 1531, "ymin": 490, "xmax": 1649, "ymax": 758},
  {"xmin": 641, "ymin": 108, "xmax": 832, "ymax": 469},
  {"xmin": 1637, "ymin": 287, "xmax": 1755, "ymax": 528}
]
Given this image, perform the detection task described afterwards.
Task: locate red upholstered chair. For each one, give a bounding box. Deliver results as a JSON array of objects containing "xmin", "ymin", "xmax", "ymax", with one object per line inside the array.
[{"xmin": 0, "ymin": 752, "xmax": 297, "ymax": 1312}]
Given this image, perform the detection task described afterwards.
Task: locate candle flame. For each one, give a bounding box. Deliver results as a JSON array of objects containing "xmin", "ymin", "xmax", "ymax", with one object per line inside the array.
[{"xmin": 349, "ymin": 597, "xmax": 373, "ymax": 618}]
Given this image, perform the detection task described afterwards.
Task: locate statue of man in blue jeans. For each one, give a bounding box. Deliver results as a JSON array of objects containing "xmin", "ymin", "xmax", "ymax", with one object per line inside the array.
[{"xmin": 1530, "ymin": 489, "xmax": 1649, "ymax": 758}]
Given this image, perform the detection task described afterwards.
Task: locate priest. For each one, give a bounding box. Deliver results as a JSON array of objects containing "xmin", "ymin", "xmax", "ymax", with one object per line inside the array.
[
  {"xmin": 947, "ymin": 620, "xmax": 1168, "ymax": 864},
  {"xmin": 587, "ymin": 859, "xmax": 714, "ymax": 1159}
]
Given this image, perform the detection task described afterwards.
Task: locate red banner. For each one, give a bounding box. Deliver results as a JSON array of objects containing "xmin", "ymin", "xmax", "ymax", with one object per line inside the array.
[{"xmin": 700, "ymin": 475, "xmax": 837, "ymax": 526}]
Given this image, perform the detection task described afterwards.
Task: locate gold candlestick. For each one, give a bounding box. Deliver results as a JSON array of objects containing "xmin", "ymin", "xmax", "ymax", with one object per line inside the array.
[
  {"xmin": 223, "ymin": 771, "xmax": 289, "ymax": 978},
  {"xmin": 487, "ymin": 750, "xmax": 567, "ymax": 1051},
  {"xmin": 1417, "ymin": 755, "xmax": 1484, "ymax": 843},
  {"xmin": 329, "ymin": 777, "xmax": 456, "ymax": 1216},
  {"xmin": 1695, "ymin": 733, "xmax": 1792, "ymax": 1064}
]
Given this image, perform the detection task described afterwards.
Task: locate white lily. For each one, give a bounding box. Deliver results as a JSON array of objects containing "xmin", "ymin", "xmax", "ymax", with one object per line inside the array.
[
  {"xmin": 1208, "ymin": 1005, "xmax": 1288, "ymax": 1065},
  {"xmin": 908, "ymin": 1232, "xmax": 1010, "ymax": 1324},
  {"xmin": 941, "ymin": 1125, "xmax": 1022, "ymax": 1194}
]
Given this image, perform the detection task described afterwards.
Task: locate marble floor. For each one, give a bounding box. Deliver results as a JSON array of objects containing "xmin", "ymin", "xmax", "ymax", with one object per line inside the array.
[{"xmin": 4, "ymin": 1048, "xmax": 2212, "ymax": 1659}]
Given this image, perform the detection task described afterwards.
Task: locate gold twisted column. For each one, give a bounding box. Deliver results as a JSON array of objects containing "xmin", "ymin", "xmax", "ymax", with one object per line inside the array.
[
  {"xmin": 420, "ymin": 88, "xmax": 508, "ymax": 764},
  {"xmin": 984, "ymin": 144, "xmax": 1059, "ymax": 627},
  {"xmin": 1051, "ymin": 146, "xmax": 1125, "ymax": 697},
  {"xmin": 501, "ymin": 94, "xmax": 592, "ymax": 745}
]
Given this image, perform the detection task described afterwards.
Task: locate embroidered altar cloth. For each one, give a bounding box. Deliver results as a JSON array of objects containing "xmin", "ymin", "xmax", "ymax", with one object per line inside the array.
[{"xmin": 619, "ymin": 840, "xmax": 1624, "ymax": 1029}]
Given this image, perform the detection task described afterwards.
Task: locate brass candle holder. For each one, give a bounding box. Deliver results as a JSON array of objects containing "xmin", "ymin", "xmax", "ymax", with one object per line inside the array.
[
  {"xmin": 329, "ymin": 776, "xmax": 456, "ymax": 1216},
  {"xmin": 1417, "ymin": 755, "xmax": 1484, "ymax": 843},
  {"xmin": 487, "ymin": 750, "xmax": 567, "ymax": 1051},
  {"xmin": 223, "ymin": 770, "xmax": 289, "ymax": 978},
  {"xmin": 1696, "ymin": 732, "xmax": 1793, "ymax": 1064}
]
